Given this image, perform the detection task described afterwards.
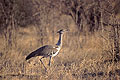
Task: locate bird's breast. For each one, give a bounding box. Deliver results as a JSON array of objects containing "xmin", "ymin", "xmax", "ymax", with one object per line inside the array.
[{"xmin": 52, "ymin": 47, "xmax": 61, "ymax": 57}]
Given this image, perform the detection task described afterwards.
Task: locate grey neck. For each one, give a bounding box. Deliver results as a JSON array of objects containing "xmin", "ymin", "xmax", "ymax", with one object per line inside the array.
[{"xmin": 56, "ymin": 33, "xmax": 63, "ymax": 47}]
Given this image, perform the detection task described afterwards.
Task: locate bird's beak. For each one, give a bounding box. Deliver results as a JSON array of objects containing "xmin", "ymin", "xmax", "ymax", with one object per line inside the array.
[
  {"xmin": 57, "ymin": 31, "xmax": 59, "ymax": 33},
  {"xmin": 64, "ymin": 29, "xmax": 69, "ymax": 32}
]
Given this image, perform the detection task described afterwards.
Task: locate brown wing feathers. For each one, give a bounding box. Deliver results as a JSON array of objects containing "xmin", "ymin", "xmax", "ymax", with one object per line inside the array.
[{"xmin": 25, "ymin": 45, "xmax": 58, "ymax": 60}]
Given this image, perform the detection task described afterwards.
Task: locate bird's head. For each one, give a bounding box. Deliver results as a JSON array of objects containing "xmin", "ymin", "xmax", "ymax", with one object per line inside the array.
[{"xmin": 57, "ymin": 29, "xmax": 69, "ymax": 34}]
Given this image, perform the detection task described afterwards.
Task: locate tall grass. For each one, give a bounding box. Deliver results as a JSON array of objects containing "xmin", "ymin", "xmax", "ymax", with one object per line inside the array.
[{"xmin": 0, "ymin": 23, "xmax": 119, "ymax": 80}]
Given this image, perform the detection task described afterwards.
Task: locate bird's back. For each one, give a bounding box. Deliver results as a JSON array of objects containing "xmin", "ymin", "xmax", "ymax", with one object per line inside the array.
[{"xmin": 26, "ymin": 45, "xmax": 58, "ymax": 60}]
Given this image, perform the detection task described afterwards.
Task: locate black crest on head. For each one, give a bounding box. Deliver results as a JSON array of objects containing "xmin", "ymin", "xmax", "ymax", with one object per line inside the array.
[{"xmin": 57, "ymin": 29, "xmax": 69, "ymax": 34}]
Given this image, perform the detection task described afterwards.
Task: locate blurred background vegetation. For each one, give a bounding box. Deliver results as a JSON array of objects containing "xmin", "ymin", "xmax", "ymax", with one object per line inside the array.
[{"xmin": 0, "ymin": 0, "xmax": 120, "ymax": 80}]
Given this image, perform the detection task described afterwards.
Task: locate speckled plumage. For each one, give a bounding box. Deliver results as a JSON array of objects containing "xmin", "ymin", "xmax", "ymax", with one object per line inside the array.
[{"xmin": 26, "ymin": 45, "xmax": 59, "ymax": 60}]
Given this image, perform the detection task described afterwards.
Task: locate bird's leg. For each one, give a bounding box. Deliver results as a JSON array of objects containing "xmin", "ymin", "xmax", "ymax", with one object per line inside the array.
[
  {"xmin": 48, "ymin": 56, "xmax": 52, "ymax": 66},
  {"xmin": 40, "ymin": 57, "xmax": 47, "ymax": 70}
]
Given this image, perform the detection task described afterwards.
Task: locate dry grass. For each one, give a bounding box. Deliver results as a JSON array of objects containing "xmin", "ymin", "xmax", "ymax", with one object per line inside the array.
[
  {"xmin": 0, "ymin": 23, "xmax": 120, "ymax": 80},
  {"xmin": 0, "ymin": 1, "xmax": 120, "ymax": 79}
]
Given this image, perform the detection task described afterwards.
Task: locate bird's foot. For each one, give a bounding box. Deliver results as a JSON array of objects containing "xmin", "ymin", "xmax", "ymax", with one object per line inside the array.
[{"xmin": 44, "ymin": 67, "xmax": 48, "ymax": 72}]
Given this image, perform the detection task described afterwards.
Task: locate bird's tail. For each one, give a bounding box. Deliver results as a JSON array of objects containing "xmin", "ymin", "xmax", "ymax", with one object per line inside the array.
[{"xmin": 26, "ymin": 52, "xmax": 37, "ymax": 60}]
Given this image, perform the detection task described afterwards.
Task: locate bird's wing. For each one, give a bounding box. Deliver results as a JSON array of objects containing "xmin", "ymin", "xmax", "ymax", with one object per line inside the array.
[
  {"xmin": 26, "ymin": 45, "xmax": 58, "ymax": 60},
  {"xmin": 38, "ymin": 45, "xmax": 58, "ymax": 56}
]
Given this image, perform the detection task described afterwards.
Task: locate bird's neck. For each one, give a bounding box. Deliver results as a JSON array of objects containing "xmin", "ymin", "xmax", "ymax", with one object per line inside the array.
[{"xmin": 56, "ymin": 33, "xmax": 63, "ymax": 47}]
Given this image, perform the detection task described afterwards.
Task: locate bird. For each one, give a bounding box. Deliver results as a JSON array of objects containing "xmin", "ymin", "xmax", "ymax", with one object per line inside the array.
[{"xmin": 26, "ymin": 29, "xmax": 68, "ymax": 70}]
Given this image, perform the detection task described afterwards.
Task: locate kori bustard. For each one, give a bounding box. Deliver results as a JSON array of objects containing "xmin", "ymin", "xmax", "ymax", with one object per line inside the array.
[{"xmin": 26, "ymin": 29, "xmax": 68, "ymax": 70}]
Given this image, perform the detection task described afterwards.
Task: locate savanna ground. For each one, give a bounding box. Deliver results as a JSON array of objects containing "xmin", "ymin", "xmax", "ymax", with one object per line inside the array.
[{"xmin": 0, "ymin": 0, "xmax": 120, "ymax": 80}]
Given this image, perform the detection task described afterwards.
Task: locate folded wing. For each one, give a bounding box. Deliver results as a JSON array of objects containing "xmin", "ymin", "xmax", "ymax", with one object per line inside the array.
[{"xmin": 25, "ymin": 45, "xmax": 58, "ymax": 60}]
